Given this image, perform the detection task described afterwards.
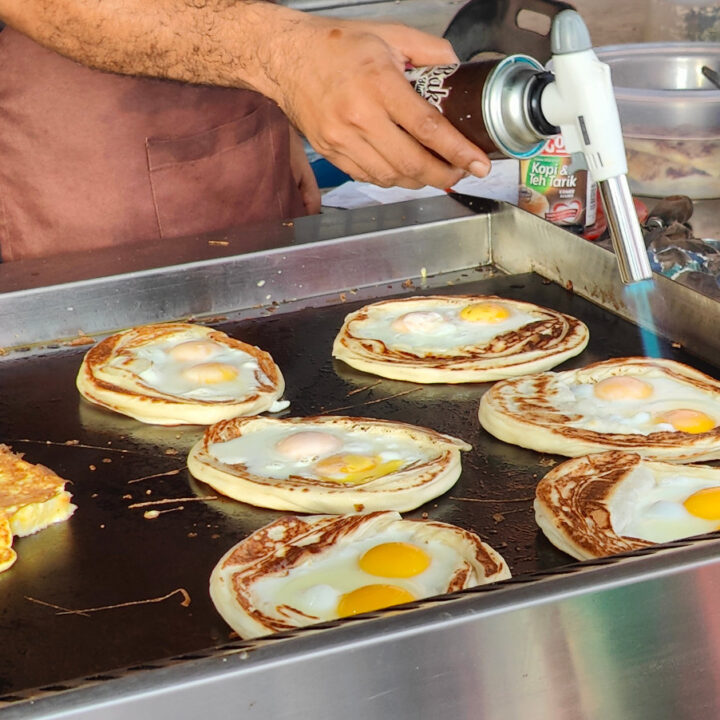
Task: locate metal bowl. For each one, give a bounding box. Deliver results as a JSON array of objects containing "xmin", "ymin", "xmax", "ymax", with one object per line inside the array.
[{"xmin": 595, "ymin": 43, "xmax": 720, "ymax": 198}]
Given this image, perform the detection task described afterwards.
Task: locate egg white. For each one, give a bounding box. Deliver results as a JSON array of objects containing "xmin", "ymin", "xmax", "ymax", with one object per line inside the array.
[
  {"xmin": 608, "ymin": 464, "xmax": 720, "ymax": 543},
  {"xmin": 251, "ymin": 529, "xmax": 466, "ymax": 619},
  {"xmin": 354, "ymin": 303, "xmax": 538, "ymax": 354},
  {"xmin": 555, "ymin": 376, "xmax": 719, "ymax": 435},
  {"xmin": 208, "ymin": 425, "xmax": 430, "ymax": 480},
  {"xmin": 117, "ymin": 337, "xmax": 269, "ymax": 402}
]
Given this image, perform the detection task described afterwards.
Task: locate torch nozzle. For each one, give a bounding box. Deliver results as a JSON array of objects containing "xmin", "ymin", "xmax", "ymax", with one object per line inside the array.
[{"xmin": 599, "ymin": 176, "xmax": 652, "ymax": 283}]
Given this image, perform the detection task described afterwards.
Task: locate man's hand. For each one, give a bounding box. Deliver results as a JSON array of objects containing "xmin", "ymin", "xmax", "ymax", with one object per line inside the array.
[{"xmin": 264, "ymin": 16, "xmax": 491, "ymax": 190}]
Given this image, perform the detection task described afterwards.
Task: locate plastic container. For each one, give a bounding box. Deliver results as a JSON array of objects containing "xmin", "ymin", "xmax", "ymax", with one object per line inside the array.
[
  {"xmin": 643, "ymin": 0, "xmax": 720, "ymax": 42},
  {"xmin": 594, "ymin": 43, "xmax": 720, "ymax": 199}
]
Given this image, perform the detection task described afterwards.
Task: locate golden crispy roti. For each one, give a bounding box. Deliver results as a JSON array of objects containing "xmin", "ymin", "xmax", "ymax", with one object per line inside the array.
[
  {"xmin": 479, "ymin": 357, "xmax": 720, "ymax": 462},
  {"xmin": 210, "ymin": 511, "xmax": 511, "ymax": 638},
  {"xmin": 332, "ymin": 295, "xmax": 589, "ymax": 384},
  {"xmin": 0, "ymin": 444, "xmax": 76, "ymax": 572},
  {"xmin": 77, "ymin": 323, "xmax": 287, "ymax": 425},
  {"xmin": 188, "ymin": 415, "xmax": 471, "ymax": 513},
  {"xmin": 535, "ymin": 450, "xmax": 720, "ymax": 560}
]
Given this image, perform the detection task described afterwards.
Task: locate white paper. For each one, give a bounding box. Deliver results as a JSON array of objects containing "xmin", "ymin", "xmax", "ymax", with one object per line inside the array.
[{"xmin": 321, "ymin": 159, "xmax": 520, "ymax": 209}]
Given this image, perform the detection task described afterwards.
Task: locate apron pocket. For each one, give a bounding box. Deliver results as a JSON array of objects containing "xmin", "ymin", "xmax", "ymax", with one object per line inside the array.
[{"xmin": 146, "ymin": 100, "xmax": 292, "ymax": 239}]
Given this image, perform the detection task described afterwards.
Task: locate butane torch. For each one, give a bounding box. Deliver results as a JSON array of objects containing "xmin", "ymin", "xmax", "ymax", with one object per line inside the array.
[{"xmin": 410, "ymin": 9, "xmax": 652, "ymax": 284}]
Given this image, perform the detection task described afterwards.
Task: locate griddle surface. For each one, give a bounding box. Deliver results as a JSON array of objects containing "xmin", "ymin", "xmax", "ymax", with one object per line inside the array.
[{"xmin": 0, "ymin": 272, "xmax": 711, "ymax": 697}]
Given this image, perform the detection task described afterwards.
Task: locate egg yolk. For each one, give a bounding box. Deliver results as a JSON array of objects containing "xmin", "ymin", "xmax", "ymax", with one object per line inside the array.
[
  {"xmin": 593, "ymin": 376, "xmax": 654, "ymax": 401},
  {"xmin": 275, "ymin": 431, "xmax": 343, "ymax": 461},
  {"xmin": 683, "ymin": 487, "xmax": 720, "ymax": 520},
  {"xmin": 313, "ymin": 454, "xmax": 405, "ymax": 484},
  {"xmin": 459, "ymin": 302, "xmax": 511, "ymax": 323},
  {"xmin": 168, "ymin": 340, "xmax": 220, "ymax": 362},
  {"xmin": 391, "ymin": 311, "xmax": 445, "ymax": 334},
  {"xmin": 336, "ymin": 584, "xmax": 416, "ymax": 617},
  {"xmin": 181, "ymin": 362, "xmax": 239, "ymax": 384},
  {"xmin": 654, "ymin": 409, "xmax": 716, "ymax": 434},
  {"xmin": 359, "ymin": 542, "xmax": 430, "ymax": 578}
]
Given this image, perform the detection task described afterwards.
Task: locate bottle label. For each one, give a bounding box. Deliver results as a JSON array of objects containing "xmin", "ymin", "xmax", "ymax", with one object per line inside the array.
[
  {"xmin": 519, "ymin": 135, "xmax": 597, "ymax": 229},
  {"xmin": 405, "ymin": 64, "xmax": 459, "ymax": 112}
]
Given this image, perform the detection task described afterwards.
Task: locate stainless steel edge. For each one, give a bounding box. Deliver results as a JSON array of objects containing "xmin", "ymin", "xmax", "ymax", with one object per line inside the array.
[
  {"xmin": 490, "ymin": 202, "xmax": 720, "ymax": 366},
  {"xmin": 6, "ymin": 537, "xmax": 720, "ymax": 720},
  {"xmin": 0, "ymin": 198, "xmax": 487, "ymax": 350}
]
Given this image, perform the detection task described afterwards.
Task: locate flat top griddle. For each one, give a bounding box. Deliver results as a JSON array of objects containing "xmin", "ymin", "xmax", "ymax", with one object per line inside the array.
[{"xmin": 0, "ymin": 271, "xmax": 715, "ymax": 699}]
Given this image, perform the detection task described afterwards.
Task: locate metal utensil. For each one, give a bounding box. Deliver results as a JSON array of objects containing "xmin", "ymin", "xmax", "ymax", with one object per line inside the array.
[{"xmin": 703, "ymin": 65, "xmax": 720, "ymax": 89}]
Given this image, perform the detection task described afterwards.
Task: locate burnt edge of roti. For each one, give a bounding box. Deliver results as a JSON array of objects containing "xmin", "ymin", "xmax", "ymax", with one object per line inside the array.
[
  {"xmin": 80, "ymin": 323, "xmax": 281, "ymax": 406},
  {"xmin": 536, "ymin": 451, "xmax": 654, "ymax": 558},
  {"xmin": 219, "ymin": 512, "xmax": 507, "ymax": 633},
  {"xmin": 193, "ymin": 415, "xmax": 467, "ymax": 492},
  {"xmin": 486, "ymin": 357, "xmax": 720, "ymax": 451},
  {"xmin": 335, "ymin": 295, "xmax": 588, "ymax": 369}
]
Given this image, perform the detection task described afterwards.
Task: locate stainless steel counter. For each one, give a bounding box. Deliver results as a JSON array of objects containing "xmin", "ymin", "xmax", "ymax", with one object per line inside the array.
[{"xmin": 3, "ymin": 196, "xmax": 720, "ymax": 719}]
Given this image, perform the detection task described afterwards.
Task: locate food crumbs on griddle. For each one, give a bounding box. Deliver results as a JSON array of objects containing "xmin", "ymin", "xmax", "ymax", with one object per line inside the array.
[
  {"xmin": 68, "ymin": 334, "xmax": 95, "ymax": 346},
  {"xmin": 144, "ymin": 510, "xmax": 160, "ymax": 519},
  {"xmin": 282, "ymin": 221, "xmax": 294, "ymax": 227},
  {"xmin": 25, "ymin": 588, "xmax": 191, "ymax": 616},
  {"xmin": 122, "ymin": 494, "xmax": 132, "ymax": 500},
  {"xmin": 339, "ymin": 293, "xmax": 347, "ymax": 302},
  {"xmin": 164, "ymin": 448, "xmax": 178, "ymax": 456},
  {"xmin": 188, "ymin": 532, "xmax": 198, "ymax": 538},
  {"xmin": 402, "ymin": 279, "xmax": 414, "ymax": 289},
  {"xmin": 208, "ymin": 240, "xmax": 230, "ymax": 247},
  {"xmin": 89, "ymin": 465, "xmax": 96, "ymax": 471},
  {"xmin": 421, "ymin": 512, "xmax": 429, "ymax": 519},
  {"xmin": 102, "ymin": 457, "xmax": 112, "ymax": 463},
  {"xmin": 538, "ymin": 456, "xmax": 557, "ymax": 467},
  {"xmin": 492, "ymin": 513, "xmax": 505, "ymax": 523},
  {"xmin": 64, "ymin": 439, "xmax": 79, "ymax": 446},
  {"xmin": 542, "ymin": 278, "xmax": 552, "ymax": 285},
  {"xmin": 672, "ymin": 342, "xmax": 682, "ymax": 349},
  {"xmin": 91, "ymin": 493, "xmax": 98, "ymax": 498},
  {"xmin": 0, "ymin": 348, "xmax": 6, "ymax": 356},
  {"xmin": 565, "ymin": 280, "xmax": 574, "ymax": 293}
]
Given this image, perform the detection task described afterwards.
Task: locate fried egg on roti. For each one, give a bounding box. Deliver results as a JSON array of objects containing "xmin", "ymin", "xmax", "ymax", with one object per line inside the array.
[
  {"xmin": 479, "ymin": 357, "xmax": 720, "ymax": 462},
  {"xmin": 332, "ymin": 295, "xmax": 589, "ymax": 383},
  {"xmin": 535, "ymin": 451, "xmax": 720, "ymax": 560},
  {"xmin": 187, "ymin": 415, "xmax": 471, "ymax": 513},
  {"xmin": 77, "ymin": 323, "xmax": 288, "ymax": 425},
  {"xmin": 210, "ymin": 511, "xmax": 511, "ymax": 638}
]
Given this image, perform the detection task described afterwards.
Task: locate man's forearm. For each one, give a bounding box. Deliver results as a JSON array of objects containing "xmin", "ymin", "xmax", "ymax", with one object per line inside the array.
[{"xmin": 0, "ymin": 0, "xmax": 305, "ymax": 99}]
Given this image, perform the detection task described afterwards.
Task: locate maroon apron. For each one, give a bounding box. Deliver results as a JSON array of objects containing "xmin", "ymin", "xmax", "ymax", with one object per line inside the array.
[{"xmin": 0, "ymin": 28, "xmax": 306, "ymax": 262}]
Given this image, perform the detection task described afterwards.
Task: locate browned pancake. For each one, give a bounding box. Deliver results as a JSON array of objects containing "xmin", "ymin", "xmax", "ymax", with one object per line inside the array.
[
  {"xmin": 534, "ymin": 451, "xmax": 653, "ymax": 560},
  {"xmin": 332, "ymin": 295, "xmax": 589, "ymax": 383},
  {"xmin": 210, "ymin": 511, "xmax": 511, "ymax": 638},
  {"xmin": 480, "ymin": 357, "xmax": 720, "ymax": 462},
  {"xmin": 535, "ymin": 450, "xmax": 720, "ymax": 560},
  {"xmin": 77, "ymin": 323, "xmax": 286, "ymax": 425},
  {"xmin": 187, "ymin": 415, "xmax": 471, "ymax": 513}
]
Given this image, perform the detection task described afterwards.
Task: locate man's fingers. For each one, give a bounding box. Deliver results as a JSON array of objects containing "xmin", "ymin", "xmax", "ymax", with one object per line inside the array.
[
  {"xmin": 386, "ymin": 81, "xmax": 491, "ymax": 178},
  {"xmin": 318, "ymin": 135, "xmax": 428, "ymax": 190}
]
